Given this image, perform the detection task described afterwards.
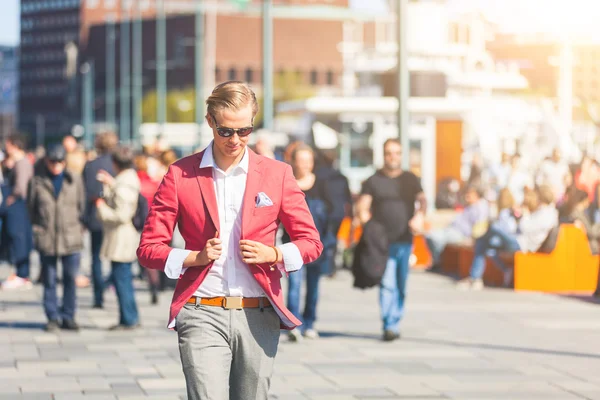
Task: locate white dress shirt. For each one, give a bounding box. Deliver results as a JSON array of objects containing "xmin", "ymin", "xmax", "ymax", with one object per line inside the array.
[{"xmin": 164, "ymin": 143, "xmax": 303, "ymax": 300}]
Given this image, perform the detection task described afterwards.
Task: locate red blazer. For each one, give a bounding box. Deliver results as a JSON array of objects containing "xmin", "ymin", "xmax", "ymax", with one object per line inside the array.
[{"xmin": 137, "ymin": 148, "xmax": 323, "ymax": 329}]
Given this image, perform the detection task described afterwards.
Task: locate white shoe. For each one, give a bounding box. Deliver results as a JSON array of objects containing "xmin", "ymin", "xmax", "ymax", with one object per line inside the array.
[
  {"xmin": 303, "ymin": 329, "xmax": 319, "ymax": 340},
  {"xmin": 456, "ymin": 278, "xmax": 472, "ymax": 291},
  {"xmin": 471, "ymin": 279, "xmax": 484, "ymax": 291},
  {"xmin": 288, "ymin": 328, "xmax": 302, "ymax": 343},
  {"xmin": 1, "ymin": 275, "xmax": 33, "ymax": 291}
]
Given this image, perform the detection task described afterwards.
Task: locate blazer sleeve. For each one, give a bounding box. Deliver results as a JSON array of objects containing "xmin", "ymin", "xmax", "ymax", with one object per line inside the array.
[
  {"xmin": 278, "ymin": 164, "xmax": 323, "ymax": 264},
  {"xmin": 136, "ymin": 164, "xmax": 180, "ymax": 270}
]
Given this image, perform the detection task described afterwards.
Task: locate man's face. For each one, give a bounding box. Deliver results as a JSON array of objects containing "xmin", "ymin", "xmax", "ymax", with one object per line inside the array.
[
  {"xmin": 383, "ymin": 142, "xmax": 402, "ymax": 171},
  {"xmin": 293, "ymin": 150, "xmax": 314, "ymax": 177},
  {"xmin": 45, "ymin": 159, "xmax": 66, "ymax": 176},
  {"xmin": 552, "ymin": 149, "xmax": 561, "ymax": 162},
  {"xmin": 207, "ymin": 105, "xmax": 253, "ymax": 163},
  {"xmin": 5, "ymin": 141, "xmax": 16, "ymax": 157},
  {"xmin": 464, "ymin": 190, "xmax": 479, "ymax": 205},
  {"xmin": 511, "ymin": 156, "xmax": 520, "ymax": 169},
  {"xmin": 63, "ymin": 136, "xmax": 77, "ymax": 153}
]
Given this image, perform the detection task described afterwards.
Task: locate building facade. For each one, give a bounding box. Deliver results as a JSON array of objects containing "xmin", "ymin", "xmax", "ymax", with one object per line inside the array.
[
  {"xmin": 19, "ymin": 0, "xmax": 81, "ymax": 145},
  {"xmin": 488, "ymin": 33, "xmax": 600, "ymax": 104},
  {"xmin": 81, "ymin": 0, "xmax": 346, "ymax": 132},
  {"xmin": 0, "ymin": 46, "xmax": 19, "ymax": 141}
]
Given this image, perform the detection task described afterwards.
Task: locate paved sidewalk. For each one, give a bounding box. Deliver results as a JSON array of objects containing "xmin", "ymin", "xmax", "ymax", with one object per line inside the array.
[{"xmin": 1, "ymin": 261, "xmax": 600, "ymax": 399}]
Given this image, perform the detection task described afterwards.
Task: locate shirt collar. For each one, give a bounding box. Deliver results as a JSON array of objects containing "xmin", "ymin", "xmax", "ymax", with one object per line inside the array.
[{"xmin": 200, "ymin": 141, "xmax": 249, "ymax": 174}]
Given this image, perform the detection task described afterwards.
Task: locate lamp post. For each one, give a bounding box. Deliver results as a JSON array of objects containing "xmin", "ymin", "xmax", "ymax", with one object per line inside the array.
[
  {"xmin": 120, "ymin": 0, "xmax": 131, "ymax": 144},
  {"xmin": 132, "ymin": 0, "xmax": 143, "ymax": 148},
  {"xmin": 262, "ymin": 0, "xmax": 273, "ymax": 130},
  {"xmin": 195, "ymin": 0, "xmax": 205, "ymax": 148},
  {"xmin": 82, "ymin": 61, "xmax": 95, "ymax": 150},
  {"xmin": 397, "ymin": 0, "xmax": 409, "ymax": 170},
  {"xmin": 157, "ymin": 0, "xmax": 167, "ymax": 132},
  {"xmin": 106, "ymin": 15, "xmax": 116, "ymax": 128}
]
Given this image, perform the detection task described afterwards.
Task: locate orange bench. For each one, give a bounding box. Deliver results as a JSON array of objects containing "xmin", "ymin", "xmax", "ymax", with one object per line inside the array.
[
  {"xmin": 440, "ymin": 224, "xmax": 599, "ymax": 293},
  {"xmin": 514, "ymin": 224, "xmax": 599, "ymax": 293}
]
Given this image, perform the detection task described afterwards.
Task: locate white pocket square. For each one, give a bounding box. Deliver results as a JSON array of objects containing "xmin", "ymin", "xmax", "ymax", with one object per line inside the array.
[{"xmin": 256, "ymin": 192, "xmax": 274, "ymax": 208}]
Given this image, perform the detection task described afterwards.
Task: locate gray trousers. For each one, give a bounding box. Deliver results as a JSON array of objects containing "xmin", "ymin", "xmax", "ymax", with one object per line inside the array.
[{"xmin": 177, "ymin": 302, "xmax": 281, "ymax": 400}]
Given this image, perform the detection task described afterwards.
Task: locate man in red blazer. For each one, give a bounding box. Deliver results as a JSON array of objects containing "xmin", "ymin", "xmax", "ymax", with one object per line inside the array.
[{"xmin": 137, "ymin": 81, "xmax": 322, "ymax": 400}]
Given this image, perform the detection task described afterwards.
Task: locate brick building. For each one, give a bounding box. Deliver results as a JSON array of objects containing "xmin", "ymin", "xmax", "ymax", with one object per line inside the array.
[{"xmin": 20, "ymin": 0, "xmax": 348, "ymax": 142}]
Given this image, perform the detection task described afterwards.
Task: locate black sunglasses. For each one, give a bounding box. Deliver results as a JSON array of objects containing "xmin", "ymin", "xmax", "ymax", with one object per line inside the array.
[{"xmin": 210, "ymin": 113, "xmax": 254, "ymax": 138}]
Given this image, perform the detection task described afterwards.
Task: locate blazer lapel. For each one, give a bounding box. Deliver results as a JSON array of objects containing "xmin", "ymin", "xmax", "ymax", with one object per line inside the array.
[
  {"xmin": 241, "ymin": 150, "xmax": 263, "ymax": 239},
  {"xmin": 193, "ymin": 157, "xmax": 220, "ymax": 234}
]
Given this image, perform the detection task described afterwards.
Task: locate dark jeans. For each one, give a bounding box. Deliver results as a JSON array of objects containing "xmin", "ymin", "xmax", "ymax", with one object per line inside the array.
[
  {"xmin": 470, "ymin": 223, "xmax": 521, "ymax": 280},
  {"xmin": 287, "ymin": 256, "xmax": 326, "ymax": 331},
  {"xmin": 112, "ymin": 261, "xmax": 139, "ymax": 326},
  {"xmin": 90, "ymin": 230, "xmax": 104, "ymax": 307},
  {"xmin": 380, "ymin": 242, "xmax": 413, "ymax": 334},
  {"xmin": 40, "ymin": 253, "xmax": 80, "ymax": 322},
  {"xmin": 16, "ymin": 258, "xmax": 30, "ymax": 279}
]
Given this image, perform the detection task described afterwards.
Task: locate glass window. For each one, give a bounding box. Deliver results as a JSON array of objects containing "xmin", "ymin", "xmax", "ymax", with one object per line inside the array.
[
  {"xmin": 326, "ymin": 70, "xmax": 334, "ymax": 85},
  {"xmin": 310, "ymin": 69, "xmax": 318, "ymax": 85},
  {"xmin": 228, "ymin": 68, "xmax": 237, "ymax": 81},
  {"xmin": 245, "ymin": 68, "xmax": 253, "ymax": 83}
]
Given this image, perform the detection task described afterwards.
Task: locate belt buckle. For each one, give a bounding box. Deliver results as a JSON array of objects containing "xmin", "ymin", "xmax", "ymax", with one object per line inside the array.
[{"xmin": 223, "ymin": 297, "xmax": 243, "ymax": 310}]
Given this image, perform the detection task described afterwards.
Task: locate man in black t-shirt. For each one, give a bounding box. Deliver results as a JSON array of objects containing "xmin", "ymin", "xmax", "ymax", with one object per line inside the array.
[{"xmin": 355, "ymin": 138, "xmax": 426, "ymax": 342}]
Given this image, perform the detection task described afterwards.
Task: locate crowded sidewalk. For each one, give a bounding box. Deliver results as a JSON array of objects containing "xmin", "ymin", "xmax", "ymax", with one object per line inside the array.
[{"xmin": 1, "ymin": 256, "xmax": 600, "ymax": 399}]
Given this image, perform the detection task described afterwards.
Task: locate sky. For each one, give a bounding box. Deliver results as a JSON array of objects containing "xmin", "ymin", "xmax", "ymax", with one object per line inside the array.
[{"xmin": 0, "ymin": 0, "xmax": 19, "ymax": 47}]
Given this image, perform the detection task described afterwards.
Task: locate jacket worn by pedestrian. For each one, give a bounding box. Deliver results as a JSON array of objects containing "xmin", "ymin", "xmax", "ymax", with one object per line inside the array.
[
  {"xmin": 82, "ymin": 154, "xmax": 115, "ymax": 232},
  {"xmin": 28, "ymin": 168, "xmax": 85, "ymax": 256},
  {"xmin": 97, "ymin": 168, "xmax": 140, "ymax": 263},
  {"xmin": 0, "ymin": 185, "xmax": 32, "ymax": 264}
]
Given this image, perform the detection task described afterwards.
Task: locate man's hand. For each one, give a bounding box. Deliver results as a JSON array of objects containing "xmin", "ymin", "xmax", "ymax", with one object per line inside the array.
[
  {"xmin": 409, "ymin": 212, "xmax": 425, "ymax": 234},
  {"xmin": 95, "ymin": 198, "xmax": 106, "ymax": 208},
  {"xmin": 239, "ymin": 240, "xmax": 278, "ymax": 265},
  {"xmin": 96, "ymin": 170, "xmax": 114, "ymax": 186},
  {"xmin": 196, "ymin": 235, "xmax": 222, "ymax": 266},
  {"xmin": 574, "ymin": 219, "xmax": 587, "ymax": 234},
  {"xmin": 5, "ymin": 195, "xmax": 15, "ymax": 207}
]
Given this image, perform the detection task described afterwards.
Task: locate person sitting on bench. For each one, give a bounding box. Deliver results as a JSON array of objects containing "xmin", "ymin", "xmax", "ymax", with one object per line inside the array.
[
  {"xmin": 425, "ymin": 185, "xmax": 489, "ymax": 270},
  {"xmin": 458, "ymin": 185, "xmax": 558, "ymax": 290}
]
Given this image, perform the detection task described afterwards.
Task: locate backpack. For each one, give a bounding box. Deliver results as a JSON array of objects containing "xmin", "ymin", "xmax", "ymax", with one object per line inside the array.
[{"xmin": 132, "ymin": 194, "xmax": 149, "ymax": 232}]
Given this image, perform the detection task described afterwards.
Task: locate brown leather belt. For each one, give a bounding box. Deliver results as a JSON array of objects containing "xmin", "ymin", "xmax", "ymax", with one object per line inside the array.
[{"xmin": 187, "ymin": 296, "xmax": 272, "ymax": 310}]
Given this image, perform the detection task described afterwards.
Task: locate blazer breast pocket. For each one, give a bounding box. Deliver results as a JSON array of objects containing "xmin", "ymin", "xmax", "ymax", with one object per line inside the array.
[{"xmin": 253, "ymin": 205, "xmax": 278, "ymax": 218}]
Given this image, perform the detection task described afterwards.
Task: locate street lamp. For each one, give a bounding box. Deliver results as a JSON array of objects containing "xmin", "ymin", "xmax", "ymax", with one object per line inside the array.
[
  {"xmin": 81, "ymin": 61, "xmax": 95, "ymax": 150},
  {"xmin": 397, "ymin": 0, "xmax": 410, "ymax": 171}
]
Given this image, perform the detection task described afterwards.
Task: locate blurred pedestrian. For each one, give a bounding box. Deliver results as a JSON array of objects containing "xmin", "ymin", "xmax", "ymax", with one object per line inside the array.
[
  {"xmin": 354, "ymin": 138, "xmax": 427, "ymax": 342},
  {"xmin": 96, "ymin": 147, "xmax": 141, "ymax": 330},
  {"xmin": 134, "ymin": 153, "xmax": 161, "ymax": 304},
  {"xmin": 28, "ymin": 144, "xmax": 85, "ymax": 332},
  {"xmin": 1, "ymin": 134, "xmax": 34, "ymax": 290},
  {"xmin": 82, "ymin": 131, "xmax": 117, "ymax": 309},
  {"xmin": 285, "ymin": 144, "xmax": 331, "ymax": 342}
]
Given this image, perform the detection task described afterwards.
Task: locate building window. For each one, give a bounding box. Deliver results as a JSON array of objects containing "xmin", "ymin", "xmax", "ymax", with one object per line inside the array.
[
  {"xmin": 326, "ymin": 70, "xmax": 334, "ymax": 85},
  {"xmin": 245, "ymin": 68, "xmax": 253, "ymax": 83},
  {"xmin": 228, "ymin": 67, "xmax": 237, "ymax": 81},
  {"xmin": 310, "ymin": 69, "xmax": 318, "ymax": 85}
]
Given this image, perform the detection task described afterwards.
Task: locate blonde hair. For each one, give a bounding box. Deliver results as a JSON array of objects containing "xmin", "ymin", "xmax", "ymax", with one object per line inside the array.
[
  {"xmin": 206, "ymin": 81, "xmax": 259, "ymax": 119},
  {"xmin": 497, "ymin": 188, "xmax": 514, "ymax": 210}
]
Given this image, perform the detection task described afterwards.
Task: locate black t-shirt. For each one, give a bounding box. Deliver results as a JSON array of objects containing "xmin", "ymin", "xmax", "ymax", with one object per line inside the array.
[{"xmin": 361, "ymin": 170, "xmax": 423, "ymax": 243}]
